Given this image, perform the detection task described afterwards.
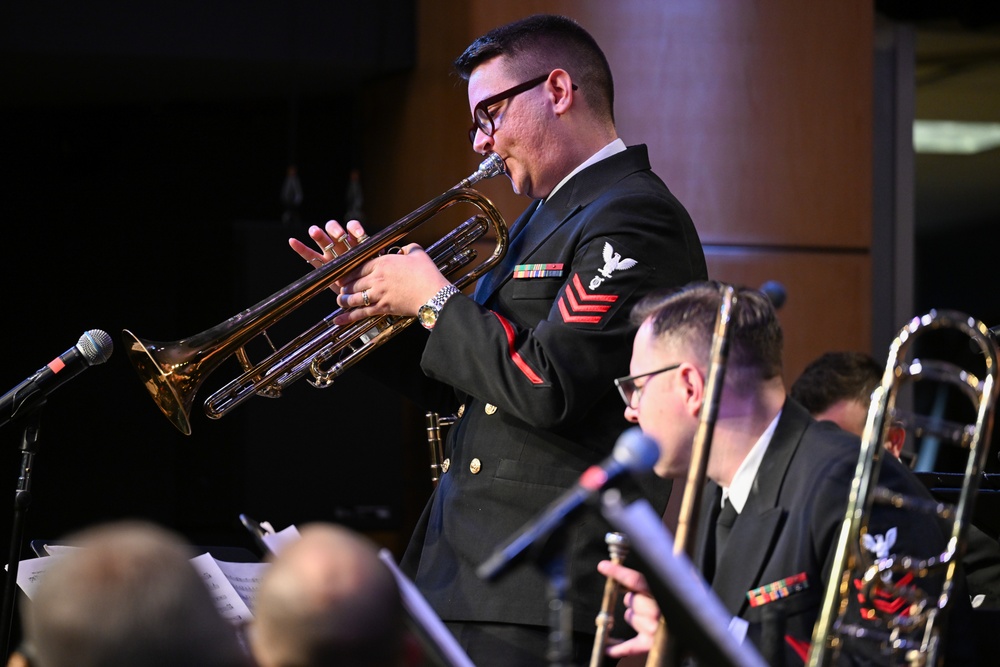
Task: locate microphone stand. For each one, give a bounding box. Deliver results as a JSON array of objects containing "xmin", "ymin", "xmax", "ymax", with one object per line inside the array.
[
  {"xmin": 540, "ymin": 541, "xmax": 574, "ymax": 667},
  {"xmin": 1, "ymin": 401, "xmax": 44, "ymax": 661}
]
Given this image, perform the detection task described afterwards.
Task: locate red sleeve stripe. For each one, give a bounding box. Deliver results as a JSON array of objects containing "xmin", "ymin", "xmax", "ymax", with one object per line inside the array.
[
  {"xmin": 785, "ymin": 636, "xmax": 810, "ymax": 664},
  {"xmin": 491, "ymin": 312, "xmax": 545, "ymax": 385},
  {"xmin": 572, "ymin": 274, "xmax": 619, "ymax": 302},
  {"xmin": 558, "ymin": 298, "xmax": 602, "ymax": 324}
]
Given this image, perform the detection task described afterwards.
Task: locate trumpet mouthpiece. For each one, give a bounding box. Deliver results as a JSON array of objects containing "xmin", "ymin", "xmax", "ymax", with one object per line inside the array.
[{"xmin": 459, "ymin": 153, "xmax": 507, "ymax": 188}]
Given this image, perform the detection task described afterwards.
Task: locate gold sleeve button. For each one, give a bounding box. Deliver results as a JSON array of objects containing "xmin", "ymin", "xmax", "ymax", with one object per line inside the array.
[{"xmin": 470, "ymin": 458, "xmax": 482, "ymax": 474}]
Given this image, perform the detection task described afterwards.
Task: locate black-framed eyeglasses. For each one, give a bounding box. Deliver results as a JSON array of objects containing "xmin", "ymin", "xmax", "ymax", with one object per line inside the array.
[
  {"xmin": 614, "ymin": 364, "xmax": 681, "ymax": 409},
  {"xmin": 467, "ymin": 74, "xmax": 577, "ymax": 144}
]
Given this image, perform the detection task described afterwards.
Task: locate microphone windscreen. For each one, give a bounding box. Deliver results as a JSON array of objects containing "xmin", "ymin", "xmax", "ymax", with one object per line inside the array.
[
  {"xmin": 759, "ymin": 280, "xmax": 787, "ymax": 310},
  {"xmin": 78, "ymin": 329, "xmax": 114, "ymax": 365},
  {"xmin": 612, "ymin": 427, "xmax": 660, "ymax": 473}
]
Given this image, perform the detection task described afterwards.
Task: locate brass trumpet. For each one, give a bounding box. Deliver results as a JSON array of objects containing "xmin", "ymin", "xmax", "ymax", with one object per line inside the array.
[{"xmin": 123, "ymin": 154, "xmax": 508, "ymax": 435}]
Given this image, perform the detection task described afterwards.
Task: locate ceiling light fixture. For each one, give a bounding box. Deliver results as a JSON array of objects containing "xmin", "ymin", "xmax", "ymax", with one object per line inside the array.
[{"xmin": 913, "ymin": 120, "xmax": 1000, "ymax": 155}]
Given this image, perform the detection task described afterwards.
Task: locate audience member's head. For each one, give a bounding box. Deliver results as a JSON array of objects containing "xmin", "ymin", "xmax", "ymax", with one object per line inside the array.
[
  {"xmin": 790, "ymin": 350, "xmax": 905, "ymax": 458},
  {"xmin": 250, "ymin": 523, "xmax": 408, "ymax": 667},
  {"xmin": 22, "ymin": 521, "xmax": 248, "ymax": 667}
]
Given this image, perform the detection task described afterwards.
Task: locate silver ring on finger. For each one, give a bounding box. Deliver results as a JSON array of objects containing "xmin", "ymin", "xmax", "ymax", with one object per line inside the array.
[{"xmin": 362, "ymin": 290, "xmax": 371, "ymax": 307}]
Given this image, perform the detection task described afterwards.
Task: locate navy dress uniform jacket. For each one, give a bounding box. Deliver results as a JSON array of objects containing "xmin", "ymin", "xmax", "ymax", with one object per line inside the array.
[
  {"xmin": 390, "ymin": 144, "xmax": 707, "ymax": 632},
  {"xmin": 695, "ymin": 399, "xmax": 977, "ymax": 665}
]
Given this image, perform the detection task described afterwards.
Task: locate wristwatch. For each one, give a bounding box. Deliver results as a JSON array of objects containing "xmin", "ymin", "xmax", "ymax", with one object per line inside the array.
[{"xmin": 418, "ymin": 285, "xmax": 460, "ymax": 330}]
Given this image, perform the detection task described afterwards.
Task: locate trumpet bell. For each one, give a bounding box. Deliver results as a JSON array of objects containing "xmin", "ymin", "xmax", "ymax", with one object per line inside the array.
[{"xmin": 123, "ymin": 330, "xmax": 209, "ymax": 436}]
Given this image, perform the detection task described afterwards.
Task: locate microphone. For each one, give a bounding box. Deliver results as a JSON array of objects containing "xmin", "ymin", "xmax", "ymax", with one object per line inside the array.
[
  {"xmin": 477, "ymin": 427, "xmax": 659, "ymax": 581},
  {"xmin": 0, "ymin": 330, "xmax": 114, "ymax": 427},
  {"xmin": 759, "ymin": 280, "xmax": 787, "ymax": 310}
]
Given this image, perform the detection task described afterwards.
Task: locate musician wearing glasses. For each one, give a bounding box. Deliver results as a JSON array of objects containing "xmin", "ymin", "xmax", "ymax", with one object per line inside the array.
[
  {"xmin": 598, "ymin": 283, "xmax": 977, "ymax": 665},
  {"xmin": 290, "ymin": 14, "xmax": 706, "ymax": 667}
]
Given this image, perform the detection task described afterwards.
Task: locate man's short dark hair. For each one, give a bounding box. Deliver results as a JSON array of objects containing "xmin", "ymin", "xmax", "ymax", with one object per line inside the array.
[
  {"xmin": 790, "ymin": 350, "xmax": 883, "ymax": 415},
  {"xmin": 632, "ymin": 281, "xmax": 784, "ymax": 392},
  {"xmin": 454, "ymin": 14, "xmax": 615, "ymax": 123}
]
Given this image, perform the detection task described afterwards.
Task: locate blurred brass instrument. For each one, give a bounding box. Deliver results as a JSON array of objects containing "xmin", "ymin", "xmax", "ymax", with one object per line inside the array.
[
  {"xmin": 425, "ymin": 411, "xmax": 457, "ymax": 488},
  {"xmin": 123, "ymin": 154, "xmax": 508, "ymax": 435},
  {"xmin": 589, "ymin": 531, "xmax": 630, "ymax": 667},
  {"xmin": 646, "ymin": 283, "xmax": 737, "ymax": 667},
  {"xmin": 807, "ymin": 310, "xmax": 999, "ymax": 666}
]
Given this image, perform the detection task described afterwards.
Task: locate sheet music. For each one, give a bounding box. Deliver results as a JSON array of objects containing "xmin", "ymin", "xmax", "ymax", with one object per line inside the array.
[
  {"xmin": 213, "ymin": 558, "xmax": 269, "ymax": 611},
  {"xmin": 189, "ymin": 552, "xmax": 255, "ymax": 624},
  {"xmin": 262, "ymin": 524, "xmax": 302, "ymax": 556},
  {"xmin": 14, "ymin": 555, "xmax": 59, "ymax": 600}
]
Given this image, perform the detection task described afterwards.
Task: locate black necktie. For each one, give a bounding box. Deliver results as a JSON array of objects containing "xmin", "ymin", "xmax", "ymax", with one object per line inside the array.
[
  {"xmin": 715, "ymin": 497, "xmax": 738, "ymax": 572},
  {"xmin": 704, "ymin": 491, "xmax": 738, "ymax": 584}
]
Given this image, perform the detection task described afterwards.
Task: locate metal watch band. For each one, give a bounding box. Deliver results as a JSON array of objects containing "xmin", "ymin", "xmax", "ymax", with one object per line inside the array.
[
  {"xmin": 419, "ymin": 284, "xmax": 460, "ymax": 330},
  {"xmin": 429, "ymin": 284, "xmax": 460, "ymax": 310}
]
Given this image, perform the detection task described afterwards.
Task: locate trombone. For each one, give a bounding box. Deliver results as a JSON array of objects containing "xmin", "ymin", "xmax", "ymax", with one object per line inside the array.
[
  {"xmin": 807, "ymin": 310, "xmax": 999, "ymax": 666},
  {"xmin": 644, "ymin": 283, "xmax": 737, "ymax": 667},
  {"xmin": 123, "ymin": 154, "xmax": 508, "ymax": 435}
]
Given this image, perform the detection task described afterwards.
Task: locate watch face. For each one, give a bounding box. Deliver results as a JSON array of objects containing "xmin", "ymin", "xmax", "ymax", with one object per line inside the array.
[{"xmin": 418, "ymin": 304, "xmax": 437, "ymax": 328}]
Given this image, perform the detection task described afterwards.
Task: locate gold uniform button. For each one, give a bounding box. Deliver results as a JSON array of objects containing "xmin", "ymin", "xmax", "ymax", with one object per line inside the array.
[
  {"xmin": 485, "ymin": 403, "xmax": 498, "ymax": 415},
  {"xmin": 441, "ymin": 458, "xmax": 450, "ymax": 473},
  {"xmin": 457, "ymin": 404, "xmax": 465, "ymax": 418},
  {"xmin": 469, "ymin": 458, "xmax": 482, "ymax": 474}
]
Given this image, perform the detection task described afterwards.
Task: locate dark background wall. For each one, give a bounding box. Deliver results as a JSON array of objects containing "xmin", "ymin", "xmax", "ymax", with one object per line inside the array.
[{"xmin": 0, "ymin": 1, "xmax": 423, "ymax": 569}]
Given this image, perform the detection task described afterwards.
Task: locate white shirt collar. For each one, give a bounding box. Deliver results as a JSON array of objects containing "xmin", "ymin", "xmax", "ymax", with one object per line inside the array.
[
  {"xmin": 722, "ymin": 409, "xmax": 782, "ymax": 514},
  {"xmin": 545, "ymin": 138, "xmax": 626, "ymax": 202}
]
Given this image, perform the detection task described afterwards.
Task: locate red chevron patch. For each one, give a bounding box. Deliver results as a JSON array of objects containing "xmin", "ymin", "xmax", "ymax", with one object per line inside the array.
[
  {"xmin": 558, "ymin": 299, "xmax": 602, "ymax": 323},
  {"xmin": 853, "ymin": 571, "xmax": 914, "ymax": 618},
  {"xmin": 564, "ymin": 284, "xmax": 613, "ymax": 313},
  {"xmin": 558, "ymin": 274, "xmax": 618, "ymax": 324},
  {"xmin": 572, "ymin": 274, "xmax": 618, "ymax": 302}
]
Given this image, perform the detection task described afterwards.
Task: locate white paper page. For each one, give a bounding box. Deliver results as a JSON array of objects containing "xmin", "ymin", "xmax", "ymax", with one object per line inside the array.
[
  {"xmin": 14, "ymin": 555, "xmax": 60, "ymax": 600},
  {"xmin": 213, "ymin": 559, "xmax": 269, "ymax": 611},
  {"xmin": 190, "ymin": 552, "xmax": 254, "ymax": 623},
  {"xmin": 261, "ymin": 524, "xmax": 302, "ymax": 556}
]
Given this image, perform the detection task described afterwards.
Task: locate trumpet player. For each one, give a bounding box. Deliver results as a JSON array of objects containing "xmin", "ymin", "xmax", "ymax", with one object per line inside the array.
[
  {"xmin": 599, "ymin": 283, "xmax": 978, "ymax": 665},
  {"xmin": 289, "ymin": 14, "xmax": 707, "ymax": 667}
]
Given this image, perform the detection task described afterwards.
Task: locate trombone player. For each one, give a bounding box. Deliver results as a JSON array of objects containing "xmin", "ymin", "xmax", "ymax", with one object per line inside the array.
[
  {"xmin": 290, "ymin": 14, "xmax": 706, "ymax": 667},
  {"xmin": 598, "ymin": 283, "xmax": 978, "ymax": 665}
]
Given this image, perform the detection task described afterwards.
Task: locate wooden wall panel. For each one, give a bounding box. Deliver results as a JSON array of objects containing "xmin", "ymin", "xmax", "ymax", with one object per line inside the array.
[
  {"xmin": 597, "ymin": 1, "xmax": 874, "ymax": 249},
  {"xmin": 360, "ymin": 0, "xmax": 877, "ymax": 426},
  {"xmin": 462, "ymin": 0, "xmax": 874, "ymax": 249},
  {"xmin": 705, "ymin": 250, "xmax": 873, "ymax": 384}
]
